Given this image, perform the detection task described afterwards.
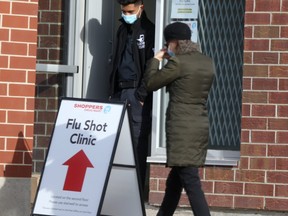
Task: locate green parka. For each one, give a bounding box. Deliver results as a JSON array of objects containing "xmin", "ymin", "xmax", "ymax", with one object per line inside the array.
[{"xmin": 144, "ymin": 49, "xmax": 214, "ymax": 167}]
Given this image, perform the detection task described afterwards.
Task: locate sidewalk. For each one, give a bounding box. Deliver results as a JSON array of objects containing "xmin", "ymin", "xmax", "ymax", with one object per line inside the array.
[{"xmin": 145, "ymin": 204, "xmax": 288, "ymax": 216}]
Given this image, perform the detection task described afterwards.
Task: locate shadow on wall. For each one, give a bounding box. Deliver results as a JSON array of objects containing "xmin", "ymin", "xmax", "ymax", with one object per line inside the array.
[
  {"xmin": 80, "ymin": 18, "xmax": 111, "ymax": 100},
  {"xmin": 0, "ymin": 132, "xmax": 32, "ymax": 216}
]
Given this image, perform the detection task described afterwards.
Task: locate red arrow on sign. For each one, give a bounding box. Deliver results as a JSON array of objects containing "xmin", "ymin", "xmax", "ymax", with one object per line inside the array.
[{"xmin": 63, "ymin": 149, "xmax": 94, "ymax": 192}]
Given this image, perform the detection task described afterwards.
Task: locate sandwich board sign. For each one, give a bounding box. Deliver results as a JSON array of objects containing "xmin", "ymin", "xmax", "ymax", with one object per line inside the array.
[{"xmin": 31, "ymin": 98, "xmax": 146, "ymax": 216}]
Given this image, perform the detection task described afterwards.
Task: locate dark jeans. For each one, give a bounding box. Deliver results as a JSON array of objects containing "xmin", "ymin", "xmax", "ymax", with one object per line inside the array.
[
  {"xmin": 113, "ymin": 88, "xmax": 151, "ymax": 191},
  {"xmin": 157, "ymin": 167, "xmax": 210, "ymax": 216}
]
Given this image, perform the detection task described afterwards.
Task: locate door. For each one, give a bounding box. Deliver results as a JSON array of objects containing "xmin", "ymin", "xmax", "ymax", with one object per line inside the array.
[{"xmin": 66, "ymin": 0, "xmax": 155, "ymax": 100}]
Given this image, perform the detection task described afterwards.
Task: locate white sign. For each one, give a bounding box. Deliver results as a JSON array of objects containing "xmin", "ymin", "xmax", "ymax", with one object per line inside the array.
[
  {"xmin": 171, "ymin": 0, "xmax": 199, "ymax": 19},
  {"xmin": 32, "ymin": 99, "xmax": 145, "ymax": 216}
]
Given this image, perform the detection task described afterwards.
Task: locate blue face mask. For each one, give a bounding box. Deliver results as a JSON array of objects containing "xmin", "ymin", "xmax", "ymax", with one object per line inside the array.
[
  {"xmin": 122, "ymin": 7, "xmax": 141, "ymax": 24},
  {"xmin": 167, "ymin": 48, "xmax": 175, "ymax": 57}
]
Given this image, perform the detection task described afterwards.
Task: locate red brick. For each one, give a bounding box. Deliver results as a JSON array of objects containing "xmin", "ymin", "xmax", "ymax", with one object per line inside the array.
[
  {"xmin": 254, "ymin": 26, "xmax": 280, "ymax": 38},
  {"xmin": 27, "ymin": 71, "xmax": 36, "ymax": 84},
  {"xmin": 201, "ymin": 181, "xmax": 213, "ymax": 193},
  {"xmin": 241, "ymin": 144, "xmax": 267, "ymax": 157},
  {"xmin": 2, "ymin": 15, "xmax": 28, "ymax": 28},
  {"xmin": 241, "ymin": 130, "xmax": 250, "ymax": 143},
  {"xmin": 0, "ymin": 84, "xmax": 7, "ymax": 95},
  {"xmin": 243, "ymin": 65, "xmax": 268, "ymax": 77},
  {"xmin": 270, "ymin": 66, "xmax": 288, "ymax": 77},
  {"xmin": 278, "ymin": 106, "xmax": 288, "ymax": 117},
  {"xmin": 0, "ymin": 138, "xmax": 4, "ymax": 150},
  {"xmin": 269, "ymin": 92, "xmax": 288, "ymax": 104},
  {"xmin": 250, "ymin": 157, "xmax": 276, "ymax": 170},
  {"xmin": 275, "ymin": 185, "xmax": 288, "ymax": 197},
  {"xmin": 148, "ymin": 191, "xmax": 164, "ymax": 205},
  {"xmin": 281, "ymin": 26, "xmax": 288, "ymax": 38},
  {"xmin": 236, "ymin": 170, "xmax": 265, "ymax": 182},
  {"xmin": 271, "ymin": 40, "xmax": 288, "ymax": 51},
  {"xmin": 10, "ymin": 56, "xmax": 36, "ymax": 70},
  {"xmin": 40, "ymin": 11, "xmax": 63, "ymax": 23},
  {"xmin": 244, "ymin": 39, "xmax": 270, "ymax": 51},
  {"xmin": 25, "ymin": 125, "xmax": 34, "ymax": 138},
  {"xmin": 283, "ymin": 0, "xmax": 288, "ymax": 11},
  {"xmin": 276, "ymin": 158, "xmax": 288, "ymax": 170},
  {"xmin": 7, "ymin": 138, "xmax": 33, "ymax": 151},
  {"xmin": 11, "ymin": 29, "xmax": 37, "ymax": 43},
  {"xmin": 8, "ymin": 111, "xmax": 34, "ymax": 124},
  {"xmin": 268, "ymin": 118, "xmax": 288, "ymax": 130},
  {"xmin": 0, "ymin": 29, "xmax": 9, "ymax": 41},
  {"xmin": 205, "ymin": 167, "xmax": 234, "ymax": 181},
  {"xmin": 279, "ymin": 79, "xmax": 288, "ymax": 90},
  {"xmin": 39, "ymin": 36, "xmax": 62, "ymax": 48},
  {"xmin": 215, "ymin": 182, "xmax": 243, "ymax": 194},
  {"xmin": 30, "ymin": 17, "xmax": 38, "ymax": 29},
  {"xmin": 243, "ymin": 52, "xmax": 252, "ymax": 63},
  {"xmin": 150, "ymin": 164, "xmax": 170, "ymax": 179},
  {"xmin": 244, "ymin": 26, "xmax": 253, "ymax": 38},
  {"xmin": 0, "ymin": 97, "xmax": 25, "ymax": 109},
  {"xmin": 51, "ymin": 0, "xmax": 64, "ymax": 10},
  {"xmin": 1, "ymin": 42, "xmax": 28, "ymax": 55},
  {"xmin": 9, "ymin": 83, "xmax": 35, "ymax": 96},
  {"xmin": 242, "ymin": 78, "xmax": 251, "ymax": 90},
  {"xmin": 272, "ymin": 13, "xmax": 288, "ymax": 25},
  {"xmin": 0, "ymin": 110, "xmax": 6, "ymax": 123},
  {"xmin": 252, "ymin": 78, "xmax": 278, "ymax": 90},
  {"xmin": 0, "ymin": 1, "xmax": 10, "ymax": 13},
  {"xmin": 0, "ymin": 56, "xmax": 9, "ymax": 68},
  {"xmin": 255, "ymin": 0, "xmax": 281, "ymax": 11},
  {"xmin": 0, "ymin": 151, "xmax": 23, "ymax": 163},
  {"xmin": 245, "ymin": 183, "xmax": 274, "ymax": 196},
  {"xmin": 268, "ymin": 145, "xmax": 288, "ymax": 157},
  {"xmin": 0, "ymin": 124, "xmax": 24, "ymax": 137},
  {"xmin": 206, "ymin": 195, "xmax": 233, "ymax": 208},
  {"xmin": 242, "ymin": 92, "xmax": 268, "ymax": 103},
  {"xmin": 280, "ymin": 53, "xmax": 288, "ymax": 64},
  {"xmin": 277, "ymin": 131, "xmax": 288, "ymax": 144},
  {"xmin": 24, "ymin": 151, "xmax": 32, "ymax": 164},
  {"xmin": 267, "ymin": 171, "xmax": 288, "ymax": 183},
  {"xmin": 253, "ymin": 52, "xmax": 279, "ymax": 64},
  {"xmin": 4, "ymin": 165, "xmax": 32, "ymax": 177},
  {"xmin": 266, "ymin": 198, "xmax": 288, "ymax": 211},
  {"xmin": 37, "ymin": 24, "xmax": 49, "ymax": 35},
  {"xmin": 252, "ymin": 105, "xmax": 275, "ymax": 117},
  {"xmin": 245, "ymin": 13, "xmax": 271, "ymax": 25},
  {"xmin": 241, "ymin": 104, "xmax": 251, "ymax": 117},
  {"xmin": 241, "ymin": 118, "xmax": 267, "ymax": 130},
  {"xmin": 0, "ymin": 70, "xmax": 26, "ymax": 82},
  {"xmin": 234, "ymin": 196, "xmax": 264, "ymax": 209},
  {"xmin": 37, "ymin": 49, "xmax": 48, "ymax": 60},
  {"xmin": 29, "ymin": 44, "xmax": 37, "ymax": 56},
  {"xmin": 239, "ymin": 157, "xmax": 249, "ymax": 169},
  {"xmin": 149, "ymin": 178, "xmax": 158, "ymax": 191},
  {"xmin": 251, "ymin": 131, "xmax": 275, "ymax": 143},
  {"xmin": 38, "ymin": 0, "xmax": 49, "ymax": 10},
  {"xmin": 12, "ymin": 2, "xmax": 38, "ymax": 16},
  {"xmin": 245, "ymin": 0, "xmax": 254, "ymax": 12}
]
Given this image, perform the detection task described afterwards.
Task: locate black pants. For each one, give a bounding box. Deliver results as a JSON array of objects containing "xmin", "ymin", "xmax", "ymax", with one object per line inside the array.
[
  {"xmin": 114, "ymin": 88, "xmax": 151, "ymax": 191},
  {"xmin": 157, "ymin": 167, "xmax": 210, "ymax": 216}
]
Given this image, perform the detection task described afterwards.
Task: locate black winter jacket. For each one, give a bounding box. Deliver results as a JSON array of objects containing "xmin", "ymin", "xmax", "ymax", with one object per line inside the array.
[{"xmin": 109, "ymin": 11, "xmax": 155, "ymax": 102}]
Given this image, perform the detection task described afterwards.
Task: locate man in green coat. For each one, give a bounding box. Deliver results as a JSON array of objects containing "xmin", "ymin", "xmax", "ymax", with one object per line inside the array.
[{"xmin": 144, "ymin": 22, "xmax": 214, "ymax": 216}]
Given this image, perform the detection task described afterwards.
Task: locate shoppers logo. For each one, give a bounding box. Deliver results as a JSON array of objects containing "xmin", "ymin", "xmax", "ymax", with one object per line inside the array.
[
  {"xmin": 137, "ymin": 34, "xmax": 145, "ymax": 49},
  {"xmin": 74, "ymin": 103, "xmax": 103, "ymax": 112}
]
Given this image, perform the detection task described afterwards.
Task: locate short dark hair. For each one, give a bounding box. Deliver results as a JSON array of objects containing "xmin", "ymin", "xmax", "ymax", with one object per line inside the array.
[{"xmin": 117, "ymin": 0, "xmax": 143, "ymax": 6}]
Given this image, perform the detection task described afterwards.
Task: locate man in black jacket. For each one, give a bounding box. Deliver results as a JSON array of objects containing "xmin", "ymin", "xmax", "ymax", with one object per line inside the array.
[{"xmin": 109, "ymin": 0, "xmax": 155, "ymax": 192}]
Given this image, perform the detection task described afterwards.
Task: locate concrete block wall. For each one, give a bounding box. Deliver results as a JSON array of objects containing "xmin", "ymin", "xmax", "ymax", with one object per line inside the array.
[
  {"xmin": 149, "ymin": 0, "xmax": 288, "ymax": 212},
  {"xmin": 0, "ymin": 0, "xmax": 38, "ymax": 215}
]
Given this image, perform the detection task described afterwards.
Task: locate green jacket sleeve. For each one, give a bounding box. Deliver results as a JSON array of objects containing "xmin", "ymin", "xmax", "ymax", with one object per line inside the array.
[{"xmin": 144, "ymin": 56, "xmax": 181, "ymax": 92}]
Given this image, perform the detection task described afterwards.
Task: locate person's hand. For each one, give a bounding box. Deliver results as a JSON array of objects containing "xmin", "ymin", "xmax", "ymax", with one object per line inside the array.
[
  {"xmin": 154, "ymin": 49, "xmax": 166, "ymax": 61},
  {"xmin": 139, "ymin": 101, "xmax": 144, "ymax": 106}
]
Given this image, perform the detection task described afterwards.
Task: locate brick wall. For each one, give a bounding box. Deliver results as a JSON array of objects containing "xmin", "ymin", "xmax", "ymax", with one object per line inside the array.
[
  {"xmin": 33, "ymin": 0, "xmax": 65, "ymax": 172},
  {"xmin": 0, "ymin": 0, "xmax": 38, "ymax": 178},
  {"xmin": 149, "ymin": 0, "xmax": 288, "ymax": 212}
]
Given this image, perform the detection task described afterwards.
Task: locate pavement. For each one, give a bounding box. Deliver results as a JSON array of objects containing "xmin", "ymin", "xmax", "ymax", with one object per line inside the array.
[{"xmin": 145, "ymin": 204, "xmax": 288, "ymax": 216}]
